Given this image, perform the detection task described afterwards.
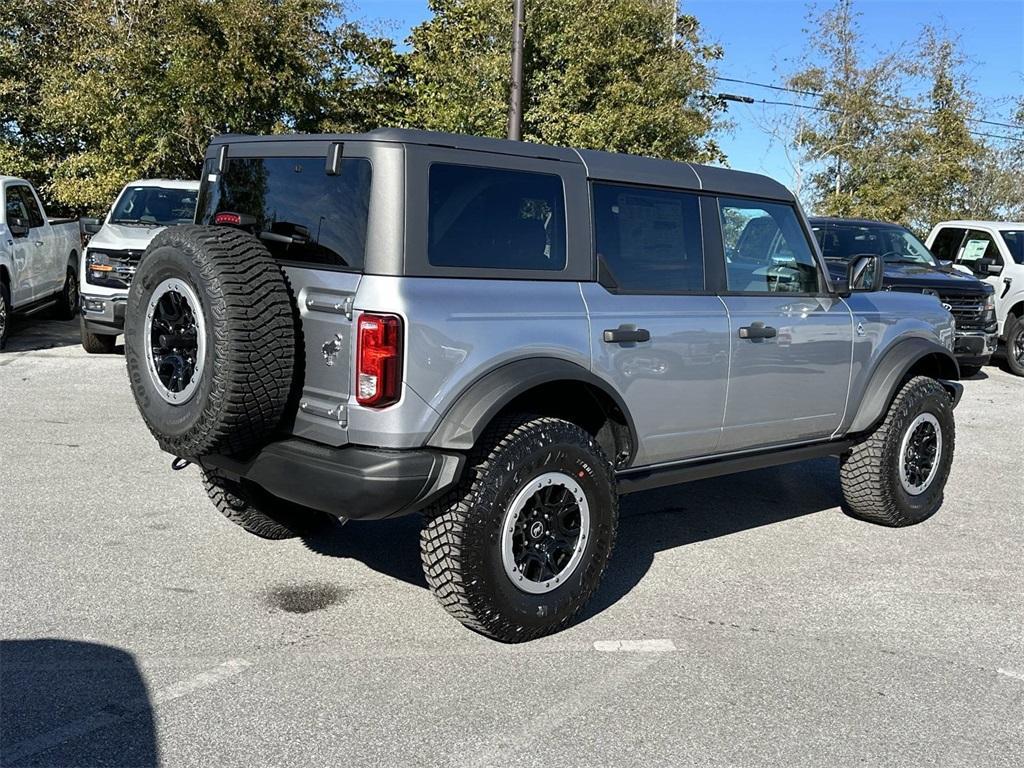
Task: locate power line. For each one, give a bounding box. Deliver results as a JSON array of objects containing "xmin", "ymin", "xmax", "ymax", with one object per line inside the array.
[
  {"xmin": 716, "ymin": 75, "xmax": 1024, "ymax": 132},
  {"xmin": 719, "ymin": 93, "xmax": 1024, "ymax": 144}
]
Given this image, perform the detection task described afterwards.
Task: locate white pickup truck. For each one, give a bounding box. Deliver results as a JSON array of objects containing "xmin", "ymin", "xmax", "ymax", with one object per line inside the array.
[
  {"xmin": 1, "ymin": 177, "xmax": 82, "ymax": 349},
  {"xmin": 927, "ymin": 220, "xmax": 1024, "ymax": 376}
]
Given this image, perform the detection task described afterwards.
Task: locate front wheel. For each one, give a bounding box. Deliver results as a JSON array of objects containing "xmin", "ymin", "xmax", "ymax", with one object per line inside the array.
[
  {"xmin": 1005, "ymin": 314, "xmax": 1024, "ymax": 377},
  {"xmin": 80, "ymin": 317, "xmax": 117, "ymax": 354},
  {"xmin": 840, "ymin": 376, "xmax": 955, "ymax": 527},
  {"xmin": 421, "ymin": 415, "xmax": 618, "ymax": 642}
]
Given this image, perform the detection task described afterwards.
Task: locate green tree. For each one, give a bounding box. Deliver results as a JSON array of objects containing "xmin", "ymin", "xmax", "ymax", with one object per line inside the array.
[
  {"xmin": 406, "ymin": 0, "xmax": 726, "ymax": 162},
  {"xmin": 1, "ymin": 0, "xmax": 370, "ymax": 211}
]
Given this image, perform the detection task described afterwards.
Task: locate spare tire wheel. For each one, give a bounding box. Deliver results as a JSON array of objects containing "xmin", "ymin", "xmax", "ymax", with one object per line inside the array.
[{"xmin": 124, "ymin": 225, "xmax": 297, "ymax": 459}]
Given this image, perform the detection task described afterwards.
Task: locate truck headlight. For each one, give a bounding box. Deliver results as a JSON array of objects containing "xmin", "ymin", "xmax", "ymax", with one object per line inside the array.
[
  {"xmin": 86, "ymin": 249, "xmax": 114, "ymax": 280},
  {"xmin": 983, "ymin": 293, "xmax": 995, "ymax": 311}
]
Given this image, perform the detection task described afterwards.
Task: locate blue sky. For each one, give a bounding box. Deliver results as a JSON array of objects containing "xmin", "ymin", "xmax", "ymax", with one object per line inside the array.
[{"xmin": 354, "ymin": 0, "xmax": 1023, "ymax": 192}]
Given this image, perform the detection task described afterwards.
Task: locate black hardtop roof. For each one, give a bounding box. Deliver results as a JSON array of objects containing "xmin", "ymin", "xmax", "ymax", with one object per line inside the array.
[
  {"xmin": 210, "ymin": 128, "xmax": 794, "ymax": 201},
  {"xmin": 809, "ymin": 216, "xmax": 909, "ymax": 229}
]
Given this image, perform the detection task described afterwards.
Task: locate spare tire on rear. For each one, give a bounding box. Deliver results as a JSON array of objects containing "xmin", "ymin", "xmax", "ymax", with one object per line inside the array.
[{"xmin": 124, "ymin": 225, "xmax": 297, "ymax": 459}]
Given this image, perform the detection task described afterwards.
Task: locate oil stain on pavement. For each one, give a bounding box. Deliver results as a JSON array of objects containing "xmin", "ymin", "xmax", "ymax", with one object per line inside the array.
[{"xmin": 267, "ymin": 583, "xmax": 347, "ymax": 614}]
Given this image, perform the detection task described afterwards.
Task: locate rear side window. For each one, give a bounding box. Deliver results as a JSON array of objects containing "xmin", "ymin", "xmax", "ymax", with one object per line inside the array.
[
  {"xmin": 929, "ymin": 227, "xmax": 966, "ymax": 261},
  {"xmin": 592, "ymin": 183, "xmax": 703, "ymax": 292},
  {"xmin": 719, "ymin": 198, "xmax": 820, "ymax": 294},
  {"xmin": 1000, "ymin": 230, "xmax": 1024, "ymax": 264},
  {"xmin": 199, "ymin": 156, "xmax": 371, "ymax": 271},
  {"xmin": 428, "ymin": 164, "xmax": 566, "ymax": 271}
]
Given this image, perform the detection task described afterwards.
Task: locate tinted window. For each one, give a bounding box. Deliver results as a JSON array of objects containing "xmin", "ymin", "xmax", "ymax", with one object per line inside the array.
[
  {"xmin": 929, "ymin": 227, "xmax": 966, "ymax": 262},
  {"xmin": 428, "ymin": 164, "xmax": 566, "ymax": 271},
  {"xmin": 816, "ymin": 222, "xmax": 935, "ymax": 265},
  {"xmin": 1000, "ymin": 230, "xmax": 1024, "ymax": 264},
  {"xmin": 592, "ymin": 183, "xmax": 703, "ymax": 292},
  {"xmin": 7, "ymin": 186, "xmax": 43, "ymax": 228},
  {"xmin": 720, "ymin": 198, "xmax": 819, "ymax": 293},
  {"xmin": 199, "ymin": 156, "xmax": 371, "ymax": 270},
  {"xmin": 112, "ymin": 187, "xmax": 197, "ymax": 226}
]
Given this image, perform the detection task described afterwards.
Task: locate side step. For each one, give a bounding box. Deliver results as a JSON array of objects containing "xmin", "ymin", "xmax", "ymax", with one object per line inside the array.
[{"xmin": 616, "ymin": 438, "xmax": 856, "ymax": 495}]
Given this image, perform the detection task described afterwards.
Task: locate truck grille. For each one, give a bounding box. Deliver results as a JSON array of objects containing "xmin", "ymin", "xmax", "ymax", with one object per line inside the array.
[
  {"xmin": 940, "ymin": 293, "xmax": 990, "ymax": 330},
  {"xmin": 88, "ymin": 248, "xmax": 145, "ymax": 288}
]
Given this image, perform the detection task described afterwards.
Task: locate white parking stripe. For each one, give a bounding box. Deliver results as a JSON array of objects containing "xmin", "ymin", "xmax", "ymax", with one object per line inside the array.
[
  {"xmin": 997, "ymin": 668, "xmax": 1024, "ymax": 682},
  {"xmin": 2, "ymin": 658, "xmax": 252, "ymax": 763},
  {"xmin": 593, "ymin": 638, "xmax": 677, "ymax": 653}
]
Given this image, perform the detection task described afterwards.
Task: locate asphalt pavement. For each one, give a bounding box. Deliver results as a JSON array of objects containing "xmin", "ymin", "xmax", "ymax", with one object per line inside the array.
[{"xmin": 1, "ymin": 316, "xmax": 1022, "ymax": 767}]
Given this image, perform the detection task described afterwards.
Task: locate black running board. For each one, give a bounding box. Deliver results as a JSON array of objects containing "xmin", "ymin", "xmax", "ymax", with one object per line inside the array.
[{"xmin": 616, "ymin": 438, "xmax": 856, "ymax": 495}]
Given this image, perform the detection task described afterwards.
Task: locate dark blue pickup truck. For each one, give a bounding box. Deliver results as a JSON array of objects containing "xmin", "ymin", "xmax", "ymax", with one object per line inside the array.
[{"xmin": 810, "ymin": 217, "xmax": 997, "ymax": 375}]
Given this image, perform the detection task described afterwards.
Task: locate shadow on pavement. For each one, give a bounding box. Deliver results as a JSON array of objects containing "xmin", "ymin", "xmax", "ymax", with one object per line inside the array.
[
  {"xmin": 0, "ymin": 639, "xmax": 157, "ymax": 767},
  {"xmin": 2, "ymin": 317, "xmax": 85, "ymax": 354},
  {"xmin": 302, "ymin": 457, "xmax": 843, "ymax": 617}
]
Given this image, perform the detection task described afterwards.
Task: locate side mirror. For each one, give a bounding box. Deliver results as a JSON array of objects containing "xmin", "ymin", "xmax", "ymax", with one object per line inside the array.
[
  {"xmin": 846, "ymin": 254, "xmax": 883, "ymax": 293},
  {"xmin": 81, "ymin": 217, "xmax": 103, "ymax": 235},
  {"xmin": 977, "ymin": 258, "xmax": 1003, "ymax": 276},
  {"xmin": 8, "ymin": 216, "xmax": 30, "ymax": 237}
]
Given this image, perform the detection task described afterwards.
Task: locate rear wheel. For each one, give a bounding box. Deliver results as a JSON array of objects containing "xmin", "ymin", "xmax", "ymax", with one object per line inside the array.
[
  {"xmin": 421, "ymin": 415, "xmax": 618, "ymax": 642},
  {"xmin": 80, "ymin": 316, "xmax": 117, "ymax": 354},
  {"xmin": 202, "ymin": 469, "xmax": 330, "ymax": 540},
  {"xmin": 0, "ymin": 282, "xmax": 9, "ymax": 350},
  {"xmin": 54, "ymin": 266, "xmax": 79, "ymax": 320},
  {"xmin": 1005, "ymin": 314, "xmax": 1024, "ymax": 377},
  {"xmin": 840, "ymin": 376, "xmax": 955, "ymax": 527}
]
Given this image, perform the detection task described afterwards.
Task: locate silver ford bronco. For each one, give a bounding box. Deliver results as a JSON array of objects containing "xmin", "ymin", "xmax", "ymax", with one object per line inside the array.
[{"xmin": 124, "ymin": 129, "xmax": 962, "ymax": 642}]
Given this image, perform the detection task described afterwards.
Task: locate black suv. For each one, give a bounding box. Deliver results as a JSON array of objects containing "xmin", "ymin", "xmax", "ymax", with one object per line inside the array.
[{"xmin": 810, "ymin": 217, "xmax": 997, "ymax": 376}]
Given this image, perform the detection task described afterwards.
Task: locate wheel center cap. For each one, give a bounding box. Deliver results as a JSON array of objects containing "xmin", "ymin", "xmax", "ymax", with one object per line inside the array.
[{"xmin": 529, "ymin": 521, "xmax": 545, "ymax": 539}]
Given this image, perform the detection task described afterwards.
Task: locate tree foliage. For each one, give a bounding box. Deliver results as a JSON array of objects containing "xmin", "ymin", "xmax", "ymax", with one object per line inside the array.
[
  {"xmin": 405, "ymin": 0, "xmax": 726, "ymax": 162},
  {"xmin": 787, "ymin": 0, "xmax": 1023, "ymax": 231}
]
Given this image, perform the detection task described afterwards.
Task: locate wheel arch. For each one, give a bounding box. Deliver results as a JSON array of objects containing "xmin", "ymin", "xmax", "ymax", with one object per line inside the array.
[
  {"xmin": 847, "ymin": 337, "xmax": 960, "ymax": 435},
  {"xmin": 425, "ymin": 358, "xmax": 638, "ymax": 467}
]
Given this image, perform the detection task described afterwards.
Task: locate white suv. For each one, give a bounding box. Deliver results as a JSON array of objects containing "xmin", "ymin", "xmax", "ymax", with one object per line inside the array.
[
  {"xmin": 79, "ymin": 179, "xmax": 199, "ymax": 353},
  {"xmin": 926, "ymin": 221, "xmax": 1024, "ymax": 376}
]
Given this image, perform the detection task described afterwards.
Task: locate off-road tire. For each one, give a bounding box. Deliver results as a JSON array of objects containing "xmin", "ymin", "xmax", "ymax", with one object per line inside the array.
[
  {"xmin": 124, "ymin": 225, "xmax": 296, "ymax": 459},
  {"xmin": 840, "ymin": 376, "xmax": 954, "ymax": 527},
  {"xmin": 202, "ymin": 469, "xmax": 329, "ymax": 540},
  {"xmin": 1005, "ymin": 313, "xmax": 1024, "ymax": 377},
  {"xmin": 0, "ymin": 282, "xmax": 9, "ymax": 350},
  {"xmin": 54, "ymin": 265, "xmax": 79, "ymax": 320},
  {"xmin": 80, "ymin": 316, "xmax": 117, "ymax": 354},
  {"xmin": 421, "ymin": 415, "xmax": 618, "ymax": 642},
  {"xmin": 957, "ymin": 364, "xmax": 983, "ymax": 378}
]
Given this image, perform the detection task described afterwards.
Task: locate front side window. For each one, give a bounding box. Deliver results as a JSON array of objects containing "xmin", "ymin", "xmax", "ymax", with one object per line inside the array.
[
  {"xmin": 7, "ymin": 186, "xmax": 43, "ymax": 228},
  {"xmin": 929, "ymin": 227, "xmax": 966, "ymax": 262},
  {"xmin": 111, "ymin": 187, "xmax": 197, "ymax": 227},
  {"xmin": 200, "ymin": 156, "xmax": 371, "ymax": 271},
  {"xmin": 957, "ymin": 229, "xmax": 1003, "ymax": 268},
  {"xmin": 428, "ymin": 164, "xmax": 566, "ymax": 271},
  {"xmin": 999, "ymin": 230, "xmax": 1024, "ymax": 265},
  {"xmin": 720, "ymin": 198, "xmax": 819, "ymax": 293},
  {"xmin": 592, "ymin": 183, "xmax": 703, "ymax": 292},
  {"xmin": 5, "ymin": 187, "xmax": 31, "ymax": 230}
]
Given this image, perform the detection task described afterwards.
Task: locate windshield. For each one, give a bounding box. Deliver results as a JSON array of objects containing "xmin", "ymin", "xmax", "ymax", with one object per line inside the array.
[
  {"xmin": 814, "ymin": 223, "xmax": 937, "ymax": 266},
  {"xmin": 999, "ymin": 230, "xmax": 1024, "ymax": 264},
  {"xmin": 111, "ymin": 186, "xmax": 197, "ymax": 226}
]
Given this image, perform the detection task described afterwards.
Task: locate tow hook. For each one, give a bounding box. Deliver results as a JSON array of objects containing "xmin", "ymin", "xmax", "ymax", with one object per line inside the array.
[{"xmin": 171, "ymin": 457, "xmax": 192, "ymax": 471}]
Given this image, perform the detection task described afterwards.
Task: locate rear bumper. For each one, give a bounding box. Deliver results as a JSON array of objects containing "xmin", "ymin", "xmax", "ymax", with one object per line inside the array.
[
  {"xmin": 953, "ymin": 328, "xmax": 998, "ymax": 367},
  {"xmin": 201, "ymin": 439, "xmax": 465, "ymax": 521},
  {"xmin": 80, "ymin": 292, "xmax": 126, "ymax": 335}
]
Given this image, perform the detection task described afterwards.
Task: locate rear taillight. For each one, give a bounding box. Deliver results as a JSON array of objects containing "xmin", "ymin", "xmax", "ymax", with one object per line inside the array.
[{"xmin": 356, "ymin": 313, "xmax": 403, "ymax": 407}]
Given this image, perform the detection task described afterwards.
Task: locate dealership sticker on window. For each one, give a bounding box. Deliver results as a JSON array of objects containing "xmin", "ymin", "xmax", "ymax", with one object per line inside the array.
[{"xmin": 961, "ymin": 239, "xmax": 989, "ymax": 260}]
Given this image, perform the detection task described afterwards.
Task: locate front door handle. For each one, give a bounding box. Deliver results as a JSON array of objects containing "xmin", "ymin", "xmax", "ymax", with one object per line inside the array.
[
  {"xmin": 33, "ymin": 240, "xmax": 45, "ymax": 247},
  {"xmin": 603, "ymin": 326, "xmax": 651, "ymax": 344},
  {"xmin": 738, "ymin": 322, "xmax": 777, "ymax": 340}
]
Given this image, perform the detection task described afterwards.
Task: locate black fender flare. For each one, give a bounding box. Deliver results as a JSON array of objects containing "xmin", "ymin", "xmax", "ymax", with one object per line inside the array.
[
  {"xmin": 847, "ymin": 337, "xmax": 960, "ymax": 434},
  {"xmin": 425, "ymin": 358, "xmax": 638, "ymax": 461}
]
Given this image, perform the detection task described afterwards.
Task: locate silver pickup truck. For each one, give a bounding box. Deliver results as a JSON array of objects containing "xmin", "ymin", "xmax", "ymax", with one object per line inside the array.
[
  {"xmin": 1, "ymin": 177, "xmax": 82, "ymax": 349},
  {"xmin": 122, "ymin": 129, "xmax": 962, "ymax": 642}
]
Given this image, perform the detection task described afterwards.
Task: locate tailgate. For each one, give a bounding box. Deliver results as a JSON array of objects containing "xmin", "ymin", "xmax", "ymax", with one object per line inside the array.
[{"xmin": 286, "ymin": 267, "xmax": 361, "ymax": 446}]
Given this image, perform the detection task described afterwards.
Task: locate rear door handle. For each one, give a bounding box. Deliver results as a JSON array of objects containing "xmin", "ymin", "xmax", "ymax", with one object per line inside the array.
[
  {"xmin": 738, "ymin": 322, "xmax": 777, "ymax": 340},
  {"xmin": 603, "ymin": 326, "xmax": 650, "ymax": 344}
]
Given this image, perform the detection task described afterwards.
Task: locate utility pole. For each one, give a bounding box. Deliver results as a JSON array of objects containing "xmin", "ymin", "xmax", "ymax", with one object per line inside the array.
[{"xmin": 506, "ymin": 0, "xmax": 525, "ymax": 141}]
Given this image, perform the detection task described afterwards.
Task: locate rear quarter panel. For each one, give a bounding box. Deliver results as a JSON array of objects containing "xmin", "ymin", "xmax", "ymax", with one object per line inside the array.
[{"xmin": 348, "ymin": 275, "xmax": 591, "ymax": 448}]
